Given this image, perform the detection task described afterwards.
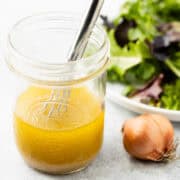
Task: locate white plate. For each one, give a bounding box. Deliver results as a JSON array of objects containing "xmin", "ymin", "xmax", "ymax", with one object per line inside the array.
[{"xmin": 107, "ymin": 83, "xmax": 180, "ymax": 121}]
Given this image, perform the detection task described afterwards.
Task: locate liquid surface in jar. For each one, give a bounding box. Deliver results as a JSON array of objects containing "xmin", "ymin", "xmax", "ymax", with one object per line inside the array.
[{"xmin": 14, "ymin": 86, "xmax": 104, "ymax": 174}]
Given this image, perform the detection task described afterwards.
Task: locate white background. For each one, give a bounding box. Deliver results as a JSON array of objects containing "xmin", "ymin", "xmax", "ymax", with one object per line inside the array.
[{"xmin": 1, "ymin": 0, "xmax": 180, "ymax": 180}]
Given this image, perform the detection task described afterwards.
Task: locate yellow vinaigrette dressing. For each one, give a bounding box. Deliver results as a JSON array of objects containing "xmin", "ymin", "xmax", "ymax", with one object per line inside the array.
[{"xmin": 14, "ymin": 87, "xmax": 104, "ymax": 174}]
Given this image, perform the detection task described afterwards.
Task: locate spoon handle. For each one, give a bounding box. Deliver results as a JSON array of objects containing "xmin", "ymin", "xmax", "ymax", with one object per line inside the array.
[{"xmin": 68, "ymin": 0, "xmax": 104, "ymax": 61}]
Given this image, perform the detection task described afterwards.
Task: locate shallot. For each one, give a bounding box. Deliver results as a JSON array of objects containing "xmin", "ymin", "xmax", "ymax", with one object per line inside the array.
[{"xmin": 122, "ymin": 113, "xmax": 176, "ymax": 162}]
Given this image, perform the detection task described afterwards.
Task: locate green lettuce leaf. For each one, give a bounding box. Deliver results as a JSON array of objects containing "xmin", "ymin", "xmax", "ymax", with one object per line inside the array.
[
  {"xmin": 160, "ymin": 79, "xmax": 180, "ymax": 110},
  {"xmin": 165, "ymin": 52, "xmax": 180, "ymax": 77}
]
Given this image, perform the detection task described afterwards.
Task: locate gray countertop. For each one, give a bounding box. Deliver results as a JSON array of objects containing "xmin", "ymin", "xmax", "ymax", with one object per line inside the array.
[{"xmin": 1, "ymin": 99, "xmax": 180, "ymax": 180}]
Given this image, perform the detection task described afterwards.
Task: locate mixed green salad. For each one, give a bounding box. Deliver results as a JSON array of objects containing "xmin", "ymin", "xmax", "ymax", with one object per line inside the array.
[{"xmin": 101, "ymin": 0, "xmax": 180, "ymax": 110}]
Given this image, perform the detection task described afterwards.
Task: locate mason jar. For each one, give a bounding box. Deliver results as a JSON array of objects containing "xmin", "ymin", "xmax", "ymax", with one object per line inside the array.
[{"xmin": 6, "ymin": 12, "xmax": 109, "ymax": 174}]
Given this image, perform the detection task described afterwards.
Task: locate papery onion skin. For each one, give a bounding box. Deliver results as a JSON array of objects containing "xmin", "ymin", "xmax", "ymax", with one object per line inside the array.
[{"xmin": 122, "ymin": 113, "xmax": 174, "ymax": 161}]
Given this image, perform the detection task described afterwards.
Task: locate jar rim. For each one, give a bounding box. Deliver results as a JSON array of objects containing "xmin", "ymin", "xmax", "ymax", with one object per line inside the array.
[{"xmin": 6, "ymin": 12, "xmax": 109, "ymax": 87}]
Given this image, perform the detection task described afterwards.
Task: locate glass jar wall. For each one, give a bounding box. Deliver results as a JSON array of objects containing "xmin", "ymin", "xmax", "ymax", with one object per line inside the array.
[{"xmin": 6, "ymin": 12, "xmax": 109, "ymax": 174}]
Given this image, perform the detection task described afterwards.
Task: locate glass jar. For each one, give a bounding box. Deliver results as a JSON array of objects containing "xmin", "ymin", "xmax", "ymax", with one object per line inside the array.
[{"xmin": 6, "ymin": 12, "xmax": 109, "ymax": 174}]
